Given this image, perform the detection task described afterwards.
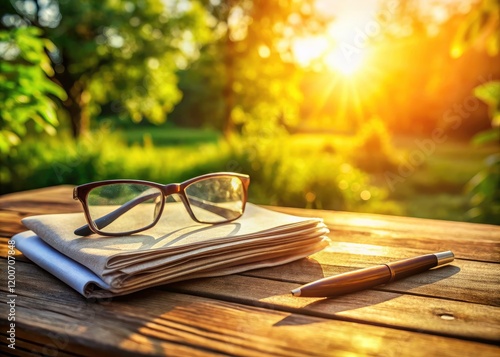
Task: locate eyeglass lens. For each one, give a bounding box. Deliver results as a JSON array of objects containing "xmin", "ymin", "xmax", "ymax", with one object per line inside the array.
[
  {"xmin": 185, "ymin": 176, "xmax": 245, "ymax": 223},
  {"xmin": 87, "ymin": 183, "xmax": 162, "ymax": 234}
]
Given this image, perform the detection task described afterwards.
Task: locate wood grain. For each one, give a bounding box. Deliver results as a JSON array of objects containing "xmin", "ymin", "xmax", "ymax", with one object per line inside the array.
[
  {"xmin": 167, "ymin": 274, "xmax": 500, "ymax": 343},
  {"xmin": 265, "ymin": 206, "xmax": 500, "ymax": 263},
  {"xmin": 1, "ymin": 260, "xmax": 499, "ymax": 357},
  {"xmin": 0, "ymin": 185, "xmax": 80, "ymax": 215},
  {"xmin": 1, "ymin": 185, "xmax": 499, "ymax": 356},
  {"xmin": 243, "ymin": 250, "xmax": 500, "ymax": 306}
]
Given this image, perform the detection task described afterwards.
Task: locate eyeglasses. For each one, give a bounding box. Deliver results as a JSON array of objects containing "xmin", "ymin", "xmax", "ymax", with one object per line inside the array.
[{"xmin": 73, "ymin": 172, "xmax": 250, "ymax": 236}]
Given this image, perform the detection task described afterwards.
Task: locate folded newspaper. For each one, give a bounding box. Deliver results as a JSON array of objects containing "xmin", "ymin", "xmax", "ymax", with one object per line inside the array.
[{"xmin": 13, "ymin": 203, "xmax": 329, "ymax": 298}]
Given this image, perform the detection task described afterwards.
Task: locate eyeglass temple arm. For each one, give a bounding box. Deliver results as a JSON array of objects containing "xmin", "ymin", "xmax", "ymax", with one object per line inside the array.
[
  {"xmin": 74, "ymin": 191, "xmax": 161, "ymax": 236},
  {"xmin": 74, "ymin": 193, "xmax": 241, "ymax": 236}
]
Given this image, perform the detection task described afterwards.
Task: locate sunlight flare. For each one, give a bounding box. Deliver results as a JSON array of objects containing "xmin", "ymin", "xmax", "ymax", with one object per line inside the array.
[
  {"xmin": 324, "ymin": 47, "xmax": 364, "ymax": 75},
  {"xmin": 292, "ymin": 36, "xmax": 366, "ymax": 76},
  {"xmin": 292, "ymin": 36, "xmax": 329, "ymax": 67}
]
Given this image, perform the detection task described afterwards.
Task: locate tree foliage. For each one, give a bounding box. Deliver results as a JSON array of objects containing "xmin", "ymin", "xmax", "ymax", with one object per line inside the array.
[
  {"xmin": 452, "ymin": 0, "xmax": 500, "ymax": 224},
  {"xmin": 0, "ymin": 26, "xmax": 66, "ymax": 154},
  {"xmin": 451, "ymin": 0, "xmax": 500, "ymax": 58},
  {"xmin": 1, "ymin": 0, "xmax": 209, "ymax": 137},
  {"xmin": 173, "ymin": 0, "xmax": 327, "ymax": 137}
]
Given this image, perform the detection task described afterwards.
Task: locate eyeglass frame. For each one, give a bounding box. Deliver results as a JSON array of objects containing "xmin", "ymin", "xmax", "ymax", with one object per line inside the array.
[{"xmin": 73, "ymin": 172, "xmax": 250, "ymax": 237}]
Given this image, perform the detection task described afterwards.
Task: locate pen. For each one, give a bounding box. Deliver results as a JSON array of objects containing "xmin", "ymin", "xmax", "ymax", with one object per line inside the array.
[{"xmin": 291, "ymin": 251, "xmax": 454, "ymax": 297}]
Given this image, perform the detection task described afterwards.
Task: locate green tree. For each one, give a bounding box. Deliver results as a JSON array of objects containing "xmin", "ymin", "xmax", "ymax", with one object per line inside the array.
[
  {"xmin": 1, "ymin": 0, "xmax": 209, "ymax": 137},
  {"xmin": 0, "ymin": 26, "xmax": 66, "ymax": 154},
  {"xmin": 466, "ymin": 81, "xmax": 500, "ymax": 223},
  {"xmin": 197, "ymin": 0, "xmax": 326, "ymax": 137},
  {"xmin": 451, "ymin": 0, "xmax": 500, "ymax": 223}
]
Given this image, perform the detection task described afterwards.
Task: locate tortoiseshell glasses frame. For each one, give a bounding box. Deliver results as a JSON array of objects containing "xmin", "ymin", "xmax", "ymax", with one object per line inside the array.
[{"xmin": 73, "ymin": 172, "xmax": 250, "ymax": 236}]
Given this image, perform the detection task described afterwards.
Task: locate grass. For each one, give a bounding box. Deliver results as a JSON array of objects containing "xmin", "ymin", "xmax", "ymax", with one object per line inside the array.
[
  {"xmin": 117, "ymin": 124, "xmax": 220, "ymax": 146},
  {"xmin": 380, "ymin": 136, "xmax": 498, "ymax": 221}
]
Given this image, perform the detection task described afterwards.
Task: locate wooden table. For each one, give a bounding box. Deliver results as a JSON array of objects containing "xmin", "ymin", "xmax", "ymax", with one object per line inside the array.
[{"xmin": 1, "ymin": 186, "xmax": 499, "ymax": 356}]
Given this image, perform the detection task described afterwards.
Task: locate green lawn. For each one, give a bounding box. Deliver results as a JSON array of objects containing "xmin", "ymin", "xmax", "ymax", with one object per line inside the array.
[
  {"xmin": 118, "ymin": 125, "xmax": 221, "ymax": 146},
  {"xmin": 388, "ymin": 137, "xmax": 498, "ymax": 222}
]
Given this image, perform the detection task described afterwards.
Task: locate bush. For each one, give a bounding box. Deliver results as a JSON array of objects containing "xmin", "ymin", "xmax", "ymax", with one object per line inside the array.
[
  {"xmin": 350, "ymin": 117, "xmax": 400, "ymax": 173},
  {"xmin": 228, "ymin": 133, "xmax": 389, "ymax": 212}
]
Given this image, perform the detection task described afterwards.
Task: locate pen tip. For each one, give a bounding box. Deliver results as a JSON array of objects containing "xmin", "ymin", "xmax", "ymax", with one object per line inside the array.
[{"xmin": 291, "ymin": 288, "xmax": 301, "ymax": 297}]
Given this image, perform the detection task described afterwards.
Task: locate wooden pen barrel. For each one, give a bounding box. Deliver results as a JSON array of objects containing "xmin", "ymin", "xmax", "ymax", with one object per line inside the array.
[
  {"xmin": 297, "ymin": 254, "xmax": 439, "ymax": 297},
  {"xmin": 298, "ymin": 265, "xmax": 393, "ymax": 297}
]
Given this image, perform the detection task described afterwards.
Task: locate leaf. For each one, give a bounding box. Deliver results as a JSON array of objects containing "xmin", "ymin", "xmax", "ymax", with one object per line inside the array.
[
  {"xmin": 0, "ymin": 130, "xmax": 20, "ymax": 153},
  {"xmin": 485, "ymin": 153, "xmax": 500, "ymax": 167},
  {"xmin": 474, "ymin": 81, "xmax": 500, "ymax": 127},
  {"xmin": 493, "ymin": 113, "xmax": 500, "ymax": 128},
  {"xmin": 474, "ymin": 81, "xmax": 500, "ymax": 107},
  {"xmin": 465, "ymin": 170, "xmax": 487, "ymax": 193},
  {"xmin": 471, "ymin": 128, "xmax": 500, "ymax": 145},
  {"xmin": 0, "ymin": 25, "xmax": 66, "ymax": 152}
]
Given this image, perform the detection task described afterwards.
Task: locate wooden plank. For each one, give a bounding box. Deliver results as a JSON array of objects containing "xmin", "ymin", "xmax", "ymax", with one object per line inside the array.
[
  {"xmin": 2, "ymin": 185, "xmax": 499, "ymax": 356},
  {"xmin": 0, "ymin": 333, "xmax": 82, "ymax": 357},
  {"xmin": 0, "ymin": 316, "xmax": 223, "ymax": 357},
  {"xmin": 323, "ymin": 228, "xmax": 500, "ymax": 263},
  {"xmin": 0, "ymin": 262, "xmax": 498, "ymax": 357},
  {"xmin": 2, "ymin": 187, "xmax": 498, "ymax": 306},
  {"xmin": 267, "ymin": 206, "xmax": 500, "ymax": 263},
  {"xmin": 167, "ymin": 274, "xmax": 500, "ymax": 343},
  {"xmin": 0, "ymin": 211, "xmax": 29, "ymax": 237},
  {"xmin": 0, "ymin": 187, "xmax": 82, "ymax": 242},
  {"xmin": 1, "ymin": 231, "xmax": 498, "ymax": 306},
  {"xmin": 0, "ymin": 237, "xmax": 28, "ymax": 262},
  {"xmin": 0, "ymin": 185, "xmax": 80, "ymax": 215},
  {"xmin": 267, "ymin": 205, "xmax": 500, "ymax": 238},
  {"xmin": 242, "ymin": 249, "xmax": 500, "ymax": 306}
]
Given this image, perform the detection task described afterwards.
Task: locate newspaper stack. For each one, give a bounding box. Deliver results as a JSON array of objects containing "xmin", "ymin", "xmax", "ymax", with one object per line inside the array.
[{"xmin": 13, "ymin": 203, "xmax": 329, "ymax": 298}]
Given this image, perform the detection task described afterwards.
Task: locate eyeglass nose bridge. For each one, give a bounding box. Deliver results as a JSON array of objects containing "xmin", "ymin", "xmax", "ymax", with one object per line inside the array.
[
  {"xmin": 161, "ymin": 182, "xmax": 192, "ymax": 208},
  {"xmin": 160, "ymin": 183, "xmax": 188, "ymax": 209},
  {"xmin": 159, "ymin": 183, "xmax": 200, "ymax": 222},
  {"xmin": 162, "ymin": 183, "xmax": 182, "ymax": 196}
]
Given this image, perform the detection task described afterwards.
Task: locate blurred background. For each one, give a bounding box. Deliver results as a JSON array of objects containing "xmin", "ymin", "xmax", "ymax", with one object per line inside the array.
[{"xmin": 1, "ymin": 0, "xmax": 499, "ymax": 224}]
